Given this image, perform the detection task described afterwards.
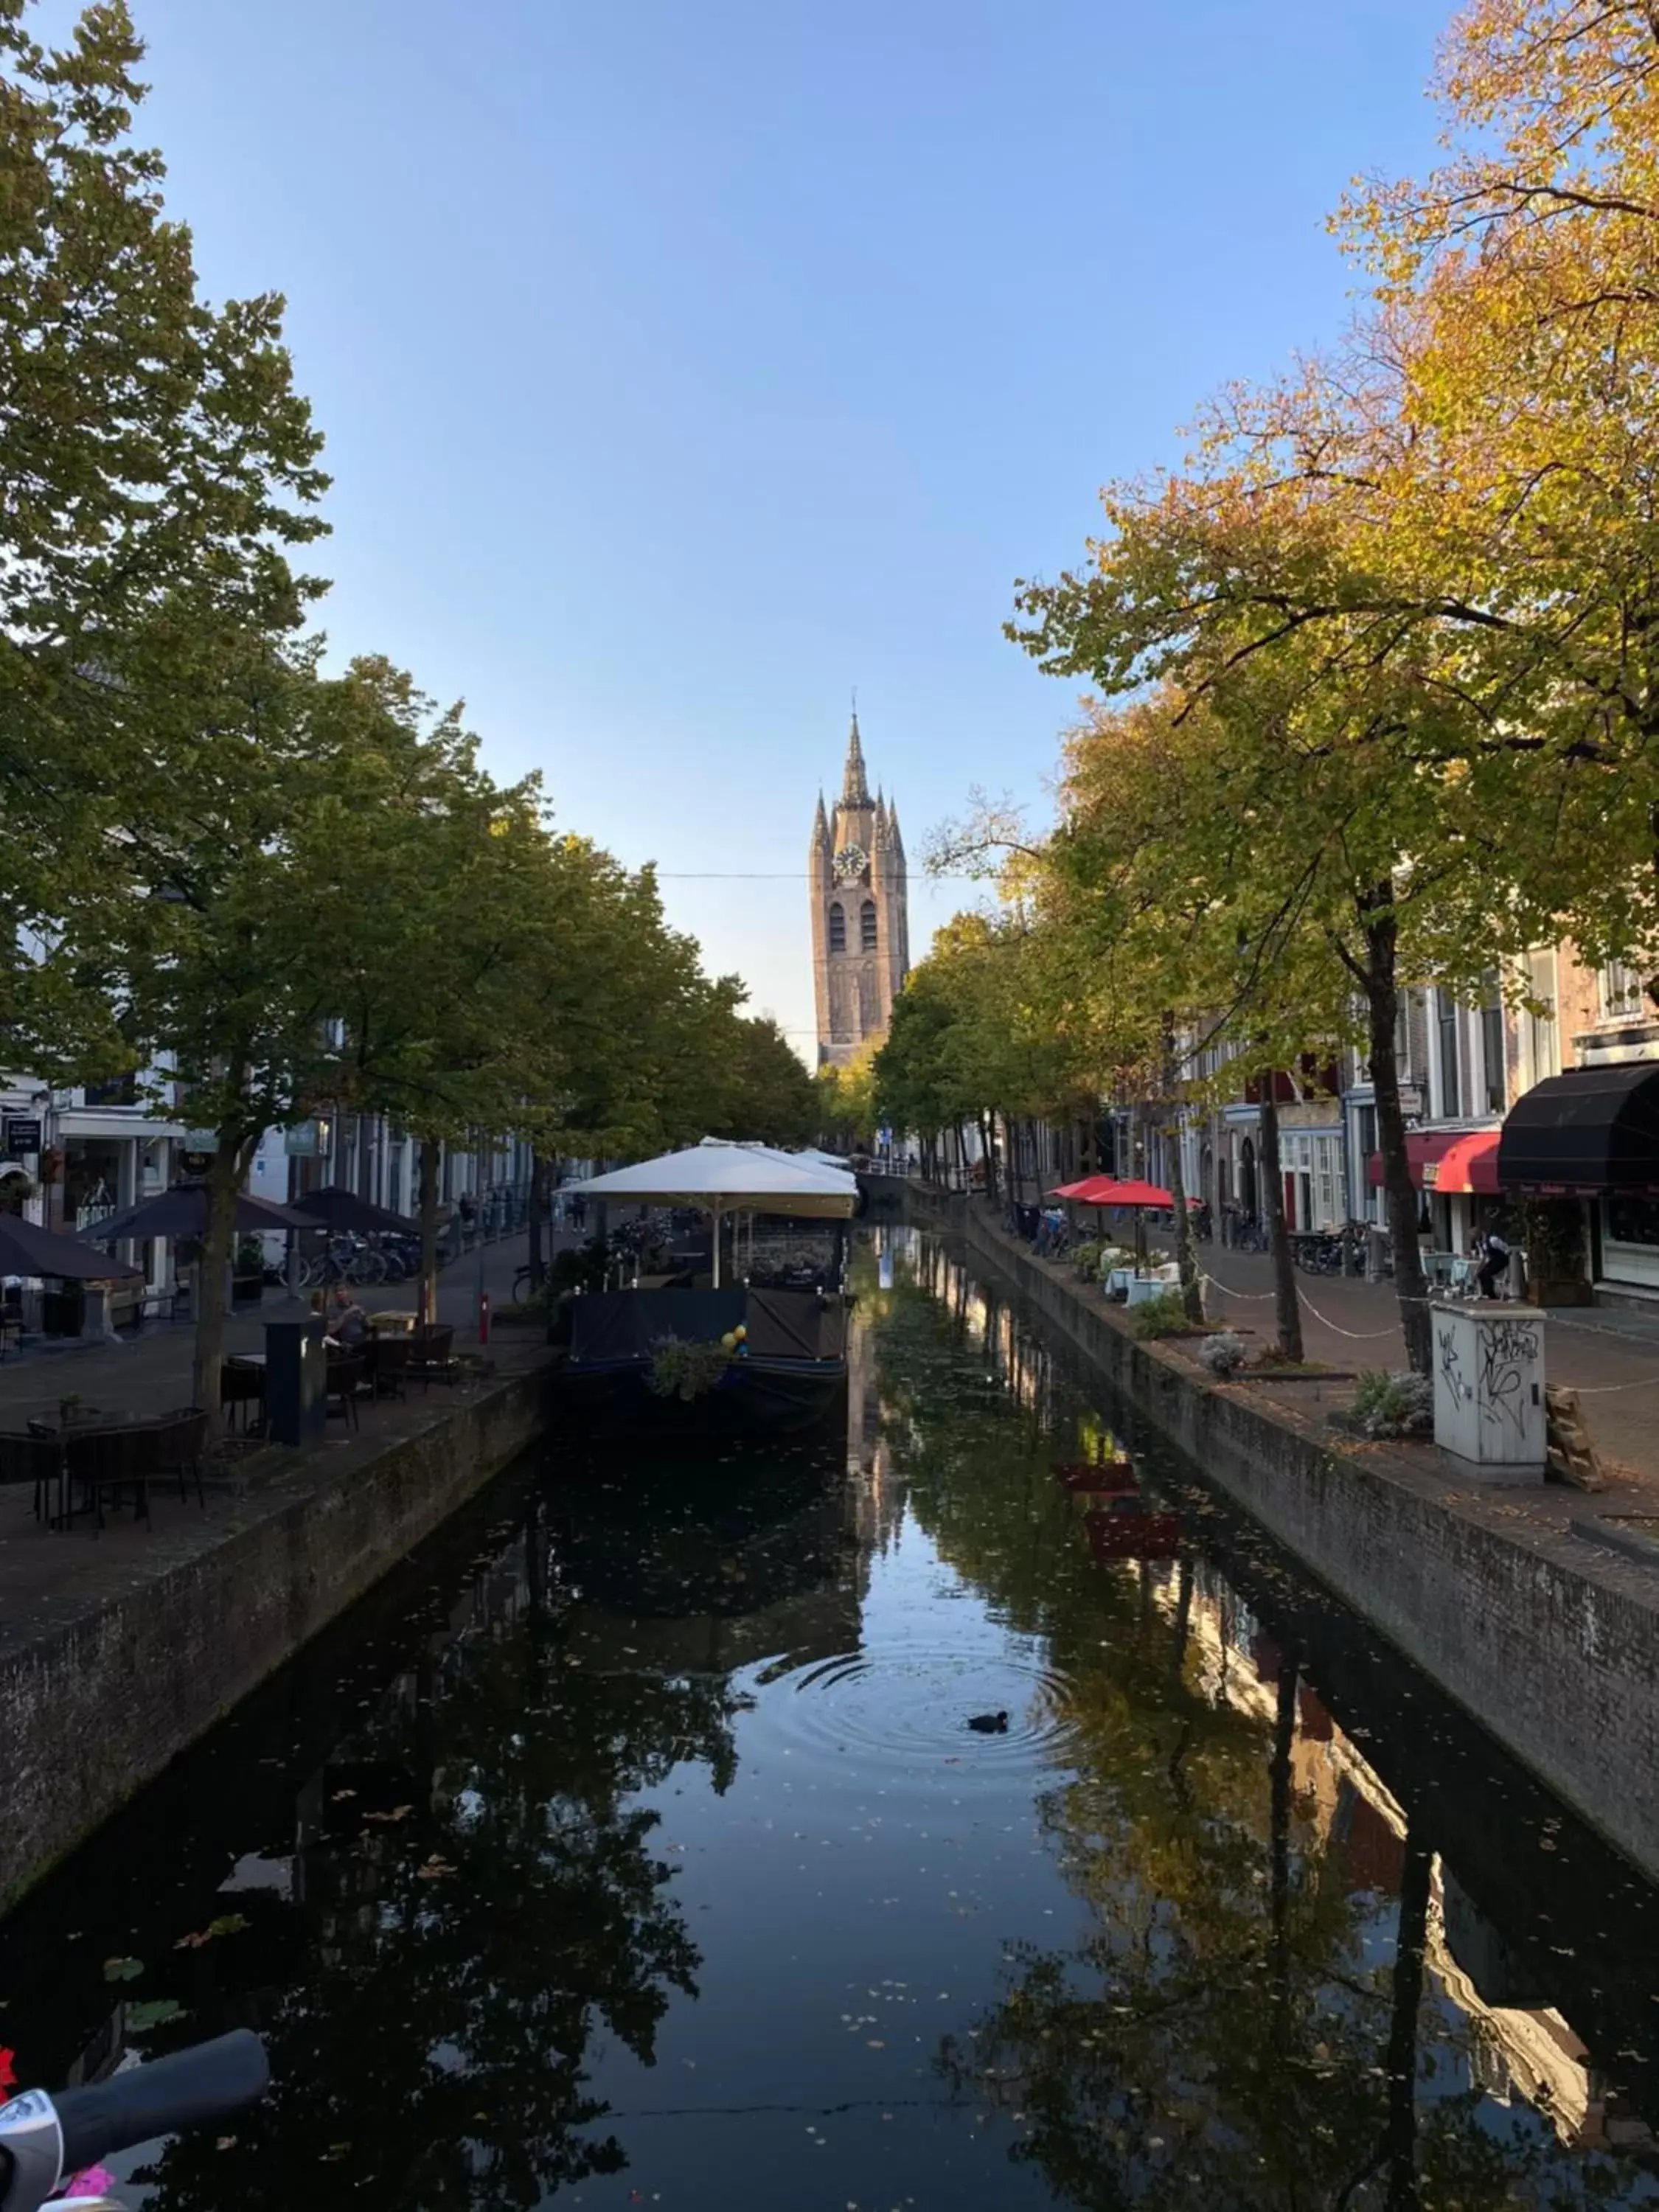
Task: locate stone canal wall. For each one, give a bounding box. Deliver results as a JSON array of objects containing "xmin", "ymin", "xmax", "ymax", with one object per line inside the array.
[
  {"xmin": 1, "ymin": 1357, "xmax": 551, "ymax": 1906},
  {"xmin": 903, "ymin": 1183, "xmax": 1659, "ymax": 1881}
]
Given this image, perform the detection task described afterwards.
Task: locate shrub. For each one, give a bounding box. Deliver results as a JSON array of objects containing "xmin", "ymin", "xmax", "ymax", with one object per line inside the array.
[
  {"xmin": 1071, "ymin": 1239, "xmax": 1102, "ymax": 1276},
  {"xmin": 1130, "ymin": 1289, "xmax": 1192, "ymax": 1339},
  {"xmin": 1198, "ymin": 1330, "xmax": 1248, "ymax": 1377},
  {"xmin": 646, "ymin": 1334, "xmax": 734, "ymax": 1401},
  {"xmin": 1350, "ymin": 1368, "xmax": 1433, "ymax": 1439}
]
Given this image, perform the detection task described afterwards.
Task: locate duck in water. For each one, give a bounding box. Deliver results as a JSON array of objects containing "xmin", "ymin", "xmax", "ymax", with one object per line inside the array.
[{"xmin": 967, "ymin": 1711, "xmax": 1009, "ymax": 1734}]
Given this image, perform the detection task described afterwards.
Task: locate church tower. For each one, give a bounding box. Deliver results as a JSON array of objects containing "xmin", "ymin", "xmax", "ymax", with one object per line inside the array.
[{"xmin": 810, "ymin": 712, "xmax": 910, "ymax": 1066}]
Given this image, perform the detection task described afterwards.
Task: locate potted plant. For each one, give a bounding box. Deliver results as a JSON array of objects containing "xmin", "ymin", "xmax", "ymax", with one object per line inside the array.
[
  {"xmin": 1517, "ymin": 1198, "xmax": 1592, "ymax": 1307},
  {"xmin": 232, "ymin": 1233, "xmax": 266, "ymax": 1306}
]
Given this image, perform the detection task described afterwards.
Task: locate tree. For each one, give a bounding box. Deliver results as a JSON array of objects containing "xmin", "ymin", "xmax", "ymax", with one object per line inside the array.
[
  {"xmin": 816, "ymin": 1044, "xmax": 879, "ymax": 1152},
  {"xmin": 0, "ymin": 0, "xmax": 327, "ymax": 997},
  {"xmin": 706, "ymin": 1015, "xmax": 818, "ymax": 1147}
]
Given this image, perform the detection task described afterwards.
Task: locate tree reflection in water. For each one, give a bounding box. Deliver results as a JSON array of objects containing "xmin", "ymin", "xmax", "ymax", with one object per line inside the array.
[
  {"xmin": 136, "ymin": 1494, "xmax": 742, "ymax": 2212},
  {"xmin": 880, "ymin": 1245, "xmax": 1655, "ymax": 2211}
]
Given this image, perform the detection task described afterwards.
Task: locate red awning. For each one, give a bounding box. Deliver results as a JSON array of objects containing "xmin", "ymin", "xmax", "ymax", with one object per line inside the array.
[{"xmin": 1366, "ymin": 1130, "xmax": 1500, "ymax": 1195}]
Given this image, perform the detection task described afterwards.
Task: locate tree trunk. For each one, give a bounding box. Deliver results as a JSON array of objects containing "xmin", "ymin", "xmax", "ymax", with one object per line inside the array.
[
  {"xmin": 527, "ymin": 1151, "xmax": 549, "ymax": 1288},
  {"xmin": 1165, "ymin": 1114, "xmax": 1203, "ymax": 1322},
  {"xmin": 1162, "ymin": 1018, "xmax": 1203, "ymax": 1322},
  {"xmin": 192, "ymin": 1130, "xmax": 251, "ymax": 1441},
  {"xmin": 1258, "ymin": 1080, "xmax": 1304, "ymax": 1363},
  {"xmin": 418, "ymin": 1136, "xmax": 442, "ymax": 1326},
  {"xmin": 1383, "ymin": 1831, "xmax": 1432, "ymax": 2212},
  {"xmin": 980, "ymin": 1111, "xmax": 999, "ymax": 1204},
  {"xmin": 1269, "ymin": 1648, "xmax": 1300, "ymax": 2036},
  {"xmin": 1361, "ymin": 894, "xmax": 1432, "ymax": 1374}
]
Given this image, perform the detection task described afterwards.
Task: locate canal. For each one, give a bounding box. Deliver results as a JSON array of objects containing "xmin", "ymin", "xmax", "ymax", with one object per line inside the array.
[{"xmin": 3, "ymin": 1228, "xmax": 1658, "ymax": 2208}]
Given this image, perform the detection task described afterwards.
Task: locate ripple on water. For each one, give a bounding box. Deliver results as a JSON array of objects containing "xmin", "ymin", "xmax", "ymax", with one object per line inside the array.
[{"xmin": 746, "ymin": 1641, "xmax": 1084, "ymax": 1772}]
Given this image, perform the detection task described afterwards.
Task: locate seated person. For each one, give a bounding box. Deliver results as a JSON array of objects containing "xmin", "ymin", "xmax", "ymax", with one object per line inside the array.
[{"xmin": 326, "ymin": 1285, "xmax": 370, "ymax": 1347}]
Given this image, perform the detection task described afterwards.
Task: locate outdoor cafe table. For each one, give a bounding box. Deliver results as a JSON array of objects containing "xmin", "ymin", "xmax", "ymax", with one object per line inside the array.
[{"xmin": 25, "ymin": 1409, "xmax": 150, "ymax": 1530}]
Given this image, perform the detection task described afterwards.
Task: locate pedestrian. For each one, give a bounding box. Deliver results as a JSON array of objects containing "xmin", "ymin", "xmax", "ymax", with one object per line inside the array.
[
  {"xmin": 1476, "ymin": 1225, "xmax": 1512, "ymax": 1300},
  {"xmin": 326, "ymin": 1284, "xmax": 370, "ymax": 1346}
]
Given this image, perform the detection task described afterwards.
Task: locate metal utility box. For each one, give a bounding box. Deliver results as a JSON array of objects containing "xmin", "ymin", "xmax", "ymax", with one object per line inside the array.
[
  {"xmin": 1431, "ymin": 1301, "xmax": 1547, "ymax": 1478},
  {"xmin": 264, "ymin": 1315, "xmax": 327, "ymax": 1449}
]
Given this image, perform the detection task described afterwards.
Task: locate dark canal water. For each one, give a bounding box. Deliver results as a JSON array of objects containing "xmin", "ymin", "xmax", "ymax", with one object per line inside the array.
[{"xmin": 4, "ymin": 1228, "xmax": 1659, "ymax": 2210}]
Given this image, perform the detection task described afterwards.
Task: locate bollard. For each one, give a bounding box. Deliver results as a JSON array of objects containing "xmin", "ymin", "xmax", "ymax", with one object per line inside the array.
[{"xmin": 479, "ymin": 1287, "xmax": 490, "ymax": 1346}]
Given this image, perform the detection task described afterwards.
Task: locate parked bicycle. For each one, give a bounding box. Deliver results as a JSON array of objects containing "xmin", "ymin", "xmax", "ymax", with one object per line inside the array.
[{"xmin": 0, "ymin": 2031, "xmax": 268, "ymax": 2211}]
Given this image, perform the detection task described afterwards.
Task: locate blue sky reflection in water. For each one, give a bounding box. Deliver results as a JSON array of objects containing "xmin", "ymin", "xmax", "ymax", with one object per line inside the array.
[{"xmin": 1, "ymin": 1228, "xmax": 1657, "ymax": 2209}]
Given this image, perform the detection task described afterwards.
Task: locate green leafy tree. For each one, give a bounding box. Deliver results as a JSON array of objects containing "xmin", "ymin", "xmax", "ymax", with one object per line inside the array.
[{"xmin": 0, "ymin": 0, "xmax": 327, "ymax": 1030}]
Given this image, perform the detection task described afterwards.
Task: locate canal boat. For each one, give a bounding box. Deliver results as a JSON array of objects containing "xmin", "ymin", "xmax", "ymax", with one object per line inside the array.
[{"xmin": 553, "ymin": 1141, "xmax": 858, "ymax": 1442}]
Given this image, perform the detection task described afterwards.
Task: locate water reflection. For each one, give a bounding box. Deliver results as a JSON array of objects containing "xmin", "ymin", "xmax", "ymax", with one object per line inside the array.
[
  {"xmin": 899, "ymin": 1234, "xmax": 1659, "ymax": 2205},
  {"xmin": 0, "ymin": 1228, "xmax": 1653, "ymax": 2211}
]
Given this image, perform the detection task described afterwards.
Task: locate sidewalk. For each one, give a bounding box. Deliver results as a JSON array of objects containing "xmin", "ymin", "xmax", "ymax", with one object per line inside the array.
[
  {"xmin": 0, "ymin": 1230, "xmax": 563, "ymax": 1663},
  {"xmin": 1190, "ymin": 1246, "xmax": 1659, "ymax": 1482},
  {"xmin": 0, "ymin": 1231, "xmax": 560, "ymax": 1433}
]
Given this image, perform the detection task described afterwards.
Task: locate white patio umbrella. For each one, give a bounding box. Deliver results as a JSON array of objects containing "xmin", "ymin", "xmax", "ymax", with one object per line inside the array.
[{"xmin": 573, "ymin": 1139, "xmax": 857, "ymax": 1284}]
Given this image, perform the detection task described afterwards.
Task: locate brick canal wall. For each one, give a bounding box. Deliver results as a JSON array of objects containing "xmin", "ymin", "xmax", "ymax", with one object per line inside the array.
[
  {"xmin": 1, "ymin": 1359, "xmax": 551, "ymax": 1906},
  {"xmin": 901, "ymin": 1181, "xmax": 1659, "ymax": 1881}
]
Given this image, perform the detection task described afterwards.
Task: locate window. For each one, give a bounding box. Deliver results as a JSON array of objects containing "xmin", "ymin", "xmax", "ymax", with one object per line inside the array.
[
  {"xmin": 1357, "ymin": 1104, "xmax": 1377, "ymax": 1164},
  {"xmin": 1436, "ymin": 991, "xmax": 1461, "ymax": 1119},
  {"xmin": 860, "ymin": 899, "xmax": 878, "ymax": 952},
  {"xmin": 1480, "ymin": 977, "xmax": 1505, "ymax": 1115},
  {"xmin": 1526, "ymin": 949, "xmax": 1559, "ymax": 1082},
  {"xmin": 828, "ymin": 901, "xmax": 846, "ymax": 953},
  {"xmin": 1601, "ymin": 959, "xmax": 1646, "ymax": 1020}
]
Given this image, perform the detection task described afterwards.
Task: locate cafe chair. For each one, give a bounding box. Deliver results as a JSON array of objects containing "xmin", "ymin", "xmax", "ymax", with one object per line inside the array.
[
  {"xmin": 219, "ymin": 1358, "xmax": 266, "ymax": 1435},
  {"xmin": 325, "ymin": 1353, "xmax": 366, "ymax": 1430}
]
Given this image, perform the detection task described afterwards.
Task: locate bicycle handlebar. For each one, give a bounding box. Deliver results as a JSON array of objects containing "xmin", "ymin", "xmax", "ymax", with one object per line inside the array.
[{"xmin": 0, "ymin": 2033, "xmax": 268, "ymax": 2212}]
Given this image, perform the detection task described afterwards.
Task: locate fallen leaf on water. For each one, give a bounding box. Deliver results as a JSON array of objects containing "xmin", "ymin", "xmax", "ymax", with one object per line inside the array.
[
  {"xmin": 102, "ymin": 1957, "xmax": 144, "ymax": 1983},
  {"xmin": 362, "ymin": 1805, "xmax": 414, "ymax": 1826}
]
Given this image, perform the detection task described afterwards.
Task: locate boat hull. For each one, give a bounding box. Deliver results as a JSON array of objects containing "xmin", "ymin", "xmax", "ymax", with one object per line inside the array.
[{"xmin": 552, "ymin": 1354, "xmax": 847, "ymax": 1444}]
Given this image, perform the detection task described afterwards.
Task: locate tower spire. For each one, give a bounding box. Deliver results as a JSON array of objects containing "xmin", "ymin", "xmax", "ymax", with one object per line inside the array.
[{"xmin": 842, "ymin": 706, "xmax": 871, "ymax": 807}]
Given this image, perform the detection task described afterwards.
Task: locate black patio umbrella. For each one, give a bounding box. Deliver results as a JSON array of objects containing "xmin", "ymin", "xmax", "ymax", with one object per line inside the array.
[
  {"xmin": 86, "ymin": 1185, "xmax": 311, "ymax": 1245},
  {"xmin": 288, "ymin": 1186, "xmax": 417, "ymax": 1235},
  {"xmin": 0, "ymin": 1213, "xmax": 142, "ymax": 1281}
]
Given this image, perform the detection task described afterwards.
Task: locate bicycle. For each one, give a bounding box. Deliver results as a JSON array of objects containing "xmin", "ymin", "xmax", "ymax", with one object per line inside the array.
[{"xmin": 0, "ymin": 2030, "xmax": 268, "ymax": 2211}]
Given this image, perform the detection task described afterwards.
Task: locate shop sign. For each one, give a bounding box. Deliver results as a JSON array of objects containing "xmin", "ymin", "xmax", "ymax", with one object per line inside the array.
[
  {"xmin": 285, "ymin": 1121, "xmax": 319, "ymax": 1158},
  {"xmin": 4, "ymin": 1116, "xmax": 42, "ymax": 1158},
  {"xmin": 1422, "ymin": 1162, "xmax": 1439, "ymax": 1189}
]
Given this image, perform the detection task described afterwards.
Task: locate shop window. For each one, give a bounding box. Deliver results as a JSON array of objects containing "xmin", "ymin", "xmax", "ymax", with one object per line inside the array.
[
  {"xmin": 828, "ymin": 902, "xmax": 846, "ymax": 953},
  {"xmin": 1600, "ymin": 960, "xmax": 1646, "ymax": 1020},
  {"xmin": 860, "ymin": 900, "xmax": 878, "ymax": 952},
  {"xmin": 1607, "ymin": 1194, "xmax": 1659, "ymax": 1248}
]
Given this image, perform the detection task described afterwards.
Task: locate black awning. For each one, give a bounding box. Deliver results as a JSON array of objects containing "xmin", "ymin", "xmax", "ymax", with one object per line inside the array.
[{"xmin": 1497, "ymin": 1063, "xmax": 1659, "ymax": 1194}]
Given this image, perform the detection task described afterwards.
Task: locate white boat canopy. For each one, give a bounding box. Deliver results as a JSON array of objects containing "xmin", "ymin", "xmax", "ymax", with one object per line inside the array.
[
  {"xmin": 572, "ymin": 1140, "xmax": 857, "ymax": 1286},
  {"xmin": 574, "ymin": 1139, "xmax": 855, "ymax": 1215}
]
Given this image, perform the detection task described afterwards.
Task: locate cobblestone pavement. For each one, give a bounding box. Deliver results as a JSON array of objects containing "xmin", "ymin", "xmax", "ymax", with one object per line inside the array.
[
  {"xmin": 1187, "ymin": 1244, "xmax": 1659, "ymax": 1482},
  {"xmin": 0, "ymin": 1231, "xmax": 561, "ymax": 1431}
]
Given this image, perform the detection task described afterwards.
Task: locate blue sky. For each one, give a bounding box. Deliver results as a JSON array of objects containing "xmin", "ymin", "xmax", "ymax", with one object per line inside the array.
[{"xmin": 121, "ymin": 0, "xmax": 1450, "ymax": 1060}]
